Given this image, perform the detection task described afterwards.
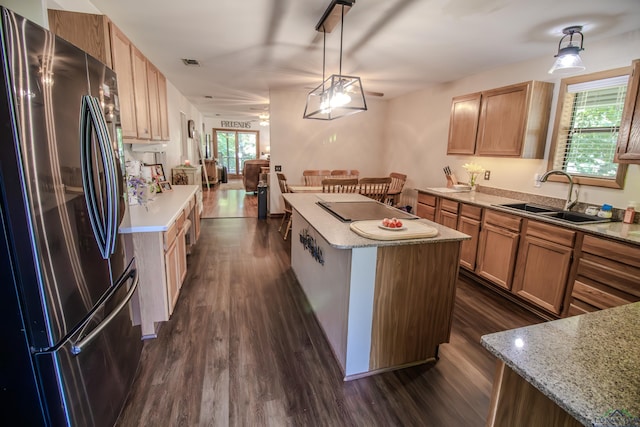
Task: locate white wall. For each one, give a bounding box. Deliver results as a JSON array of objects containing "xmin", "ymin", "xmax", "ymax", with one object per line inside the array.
[
  {"xmin": 269, "ymin": 89, "xmax": 388, "ymax": 212},
  {"xmin": 0, "ymin": 0, "xmax": 47, "ymax": 26},
  {"xmin": 384, "ymin": 30, "xmax": 640, "ymax": 210}
]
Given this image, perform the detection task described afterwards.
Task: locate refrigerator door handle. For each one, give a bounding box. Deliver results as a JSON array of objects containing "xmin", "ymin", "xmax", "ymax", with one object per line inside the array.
[
  {"xmin": 71, "ymin": 267, "xmax": 138, "ymax": 355},
  {"xmin": 80, "ymin": 95, "xmax": 119, "ymax": 259}
]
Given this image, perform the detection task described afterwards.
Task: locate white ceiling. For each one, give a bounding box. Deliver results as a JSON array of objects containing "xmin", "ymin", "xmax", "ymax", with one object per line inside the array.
[{"xmin": 51, "ymin": 0, "xmax": 640, "ymax": 121}]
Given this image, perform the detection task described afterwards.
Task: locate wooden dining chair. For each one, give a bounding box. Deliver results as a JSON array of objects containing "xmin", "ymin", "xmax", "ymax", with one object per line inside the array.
[
  {"xmin": 321, "ymin": 178, "xmax": 359, "ymax": 193},
  {"xmin": 386, "ymin": 172, "xmax": 407, "ymax": 206},
  {"xmin": 276, "ymin": 173, "xmax": 292, "ymax": 240},
  {"xmin": 330, "ymin": 169, "xmax": 360, "ymax": 179},
  {"xmin": 358, "ymin": 177, "xmax": 392, "ymax": 202},
  {"xmin": 303, "ymin": 169, "xmax": 331, "ymax": 186}
]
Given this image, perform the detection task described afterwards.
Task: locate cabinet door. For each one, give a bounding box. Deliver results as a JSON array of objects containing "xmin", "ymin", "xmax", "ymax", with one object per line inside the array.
[
  {"xmin": 146, "ymin": 63, "xmax": 162, "ymax": 141},
  {"xmin": 439, "ymin": 210, "xmax": 458, "ymax": 230},
  {"xmin": 416, "ymin": 203, "xmax": 436, "ymax": 221},
  {"xmin": 447, "ymin": 93, "xmax": 481, "ymax": 155},
  {"xmin": 476, "ymin": 223, "xmax": 519, "ymax": 290},
  {"xmin": 110, "ymin": 25, "xmax": 137, "ymax": 139},
  {"xmin": 616, "ymin": 59, "xmax": 640, "ymax": 163},
  {"xmin": 165, "ymin": 238, "xmax": 179, "ymax": 313},
  {"xmin": 177, "ymin": 227, "xmax": 187, "ymax": 286},
  {"xmin": 476, "ymin": 83, "xmax": 528, "ymax": 156},
  {"xmin": 458, "ymin": 215, "xmax": 481, "ymax": 271},
  {"xmin": 158, "ymin": 72, "xmax": 170, "ymax": 140},
  {"xmin": 47, "ymin": 10, "xmax": 112, "ymax": 68},
  {"xmin": 131, "ymin": 46, "xmax": 151, "ymax": 140},
  {"xmin": 512, "ymin": 235, "xmax": 573, "ymax": 315}
]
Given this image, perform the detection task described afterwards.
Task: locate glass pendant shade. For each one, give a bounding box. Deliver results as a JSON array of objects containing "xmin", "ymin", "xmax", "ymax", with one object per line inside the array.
[
  {"xmin": 548, "ymin": 26, "xmax": 585, "ymax": 75},
  {"xmin": 303, "ymin": 74, "xmax": 367, "ymax": 120}
]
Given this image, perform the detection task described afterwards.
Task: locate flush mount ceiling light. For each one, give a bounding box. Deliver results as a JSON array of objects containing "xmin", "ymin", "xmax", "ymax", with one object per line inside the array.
[
  {"xmin": 259, "ymin": 112, "xmax": 270, "ymax": 126},
  {"xmin": 303, "ymin": 0, "xmax": 367, "ymax": 120},
  {"xmin": 548, "ymin": 25, "xmax": 586, "ymax": 75}
]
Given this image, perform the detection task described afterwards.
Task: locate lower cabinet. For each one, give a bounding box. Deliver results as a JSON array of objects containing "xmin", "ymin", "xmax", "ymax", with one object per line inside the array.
[
  {"xmin": 416, "ymin": 192, "xmax": 437, "ymax": 221},
  {"xmin": 164, "ymin": 211, "xmax": 188, "ymax": 312},
  {"xmin": 476, "ymin": 210, "xmax": 521, "ymax": 290},
  {"xmin": 511, "ymin": 221, "xmax": 576, "ymax": 315},
  {"xmin": 567, "ymin": 234, "xmax": 640, "ymax": 316},
  {"xmin": 457, "ymin": 204, "xmax": 482, "ymax": 271},
  {"xmin": 438, "ymin": 199, "xmax": 459, "ymax": 229}
]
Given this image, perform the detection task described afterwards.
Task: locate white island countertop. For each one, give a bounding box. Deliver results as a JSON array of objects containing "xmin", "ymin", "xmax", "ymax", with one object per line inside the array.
[
  {"xmin": 283, "ymin": 193, "xmax": 469, "ymax": 249},
  {"xmin": 119, "ymin": 185, "xmax": 198, "ymax": 233}
]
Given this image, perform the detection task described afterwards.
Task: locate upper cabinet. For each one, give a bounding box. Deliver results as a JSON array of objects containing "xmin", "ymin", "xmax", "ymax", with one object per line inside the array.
[
  {"xmin": 447, "ymin": 81, "xmax": 554, "ymax": 158},
  {"xmin": 615, "ymin": 59, "xmax": 640, "ymax": 163},
  {"xmin": 47, "ymin": 10, "xmax": 169, "ymax": 143}
]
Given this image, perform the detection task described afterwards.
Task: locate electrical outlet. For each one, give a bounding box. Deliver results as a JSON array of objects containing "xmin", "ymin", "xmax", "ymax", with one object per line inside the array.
[
  {"xmin": 484, "ymin": 170, "xmax": 490, "ymax": 180},
  {"xmin": 275, "ymin": 165, "xmax": 282, "ymax": 172}
]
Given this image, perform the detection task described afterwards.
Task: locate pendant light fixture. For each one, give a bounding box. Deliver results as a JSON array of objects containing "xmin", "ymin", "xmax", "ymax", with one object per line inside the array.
[
  {"xmin": 548, "ymin": 25, "xmax": 586, "ymax": 75},
  {"xmin": 303, "ymin": 0, "xmax": 367, "ymax": 120}
]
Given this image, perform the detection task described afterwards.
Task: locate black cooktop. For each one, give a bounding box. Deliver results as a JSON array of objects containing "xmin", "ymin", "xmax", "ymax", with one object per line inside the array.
[{"xmin": 317, "ymin": 201, "xmax": 418, "ymax": 222}]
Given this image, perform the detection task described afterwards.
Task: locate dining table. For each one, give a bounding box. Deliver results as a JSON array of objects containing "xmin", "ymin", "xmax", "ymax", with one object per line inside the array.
[{"xmin": 287, "ymin": 185, "xmax": 323, "ymax": 193}]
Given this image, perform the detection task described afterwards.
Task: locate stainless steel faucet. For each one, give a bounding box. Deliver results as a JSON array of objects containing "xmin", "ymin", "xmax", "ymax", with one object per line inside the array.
[{"xmin": 539, "ymin": 170, "xmax": 578, "ymax": 211}]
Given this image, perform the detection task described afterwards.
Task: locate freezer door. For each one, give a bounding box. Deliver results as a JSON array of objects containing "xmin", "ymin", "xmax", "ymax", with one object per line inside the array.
[
  {"xmin": 0, "ymin": 9, "xmax": 116, "ymax": 348},
  {"xmin": 34, "ymin": 263, "xmax": 142, "ymax": 427}
]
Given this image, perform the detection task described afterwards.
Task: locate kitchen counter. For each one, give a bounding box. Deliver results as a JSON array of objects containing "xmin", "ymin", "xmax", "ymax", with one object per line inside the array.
[
  {"xmin": 481, "ymin": 302, "xmax": 640, "ymax": 426},
  {"xmin": 417, "ymin": 187, "xmax": 640, "ymax": 245},
  {"xmin": 285, "ymin": 192, "xmax": 468, "ymax": 380},
  {"xmin": 284, "ymin": 192, "xmax": 469, "ymax": 248},
  {"xmin": 120, "ymin": 185, "xmax": 199, "ymax": 233}
]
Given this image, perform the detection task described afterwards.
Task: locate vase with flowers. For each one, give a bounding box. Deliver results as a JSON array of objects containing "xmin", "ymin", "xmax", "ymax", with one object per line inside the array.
[
  {"xmin": 127, "ymin": 176, "xmax": 157, "ymax": 209},
  {"xmin": 462, "ymin": 162, "xmax": 484, "ymax": 192}
]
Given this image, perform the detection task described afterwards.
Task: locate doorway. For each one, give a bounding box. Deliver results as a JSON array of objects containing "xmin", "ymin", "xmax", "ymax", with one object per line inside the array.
[{"xmin": 213, "ymin": 128, "xmax": 260, "ymax": 179}]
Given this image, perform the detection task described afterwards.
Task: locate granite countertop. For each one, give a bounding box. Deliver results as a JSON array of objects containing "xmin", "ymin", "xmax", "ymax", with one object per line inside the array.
[
  {"xmin": 283, "ymin": 193, "xmax": 469, "ymax": 249},
  {"xmin": 417, "ymin": 187, "xmax": 640, "ymax": 246},
  {"xmin": 119, "ymin": 185, "xmax": 198, "ymax": 233},
  {"xmin": 481, "ymin": 302, "xmax": 640, "ymax": 426}
]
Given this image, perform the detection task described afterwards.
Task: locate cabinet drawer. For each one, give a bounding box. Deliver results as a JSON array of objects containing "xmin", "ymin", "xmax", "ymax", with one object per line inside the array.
[
  {"xmin": 582, "ymin": 235, "xmax": 640, "ymax": 268},
  {"xmin": 572, "ymin": 279, "xmax": 634, "ymax": 311},
  {"xmin": 164, "ymin": 220, "xmax": 178, "ymax": 250},
  {"xmin": 460, "ymin": 203, "xmax": 482, "ymax": 220},
  {"xmin": 577, "ymin": 254, "xmax": 640, "ymax": 298},
  {"xmin": 176, "ymin": 210, "xmax": 186, "ymax": 230},
  {"xmin": 440, "ymin": 199, "xmax": 459, "ymax": 213},
  {"xmin": 417, "ymin": 192, "xmax": 437, "ymax": 207},
  {"xmin": 416, "ymin": 203, "xmax": 436, "ymax": 221},
  {"xmin": 484, "ymin": 210, "xmax": 521, "ymax": 232},
  {"xmin": 525, "ymin": 220, "xmax": 576, "ymax": 247}
]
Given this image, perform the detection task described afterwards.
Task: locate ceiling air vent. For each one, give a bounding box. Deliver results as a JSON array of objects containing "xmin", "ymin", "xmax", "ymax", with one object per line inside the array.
[{"xmin": 181, "ymin": 58, "xmax": 200, "ymax": 67}]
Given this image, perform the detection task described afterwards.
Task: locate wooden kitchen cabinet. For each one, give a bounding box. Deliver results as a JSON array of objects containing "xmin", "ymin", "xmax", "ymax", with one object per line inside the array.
[
  {"xmin": 567, "ymin": 234, "xmax": 640, "ymax": 316},
  {"xmin": 163, "ymin": 211, "xmax": 187, "ymax": 314},
  {"xmin": 615, "ymin": 58, "xmax": 640, "ymax": 163},
  {"xmin": 447, "ymin": 81, "xmax": 554, "ymax": 158},
  {"xmin": 447, "ymin": 93, "xmax": 481, "ymax": 155},
  {"xmin": 457, "ymin": 203, "xmax": 482, "ymax": 271},
  {"xmin": 48, "ymin": 10, "xmax": 112, "ymax": 68},
  {"xmin": 476, "ymin": 210, "xmax": 521, "ymax": 290},
  {"xmin": 416, "ymin": 192, "xmax": 437, "ymax": 222},
  {"xmin": 512, "ymin": 221, "xmax": 576, "ymax": 315},
  {"xmin": 437, "ymin": 198, "xmax": 459, "ymax": 229},
  {"xmin": 47, "ymin": 9, "xmax": 170, "ymax": 142}
]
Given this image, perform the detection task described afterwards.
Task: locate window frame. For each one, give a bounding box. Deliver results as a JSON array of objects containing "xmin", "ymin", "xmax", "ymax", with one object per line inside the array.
[{"xmin": 546, "ymin": 67, "xmax": 630, "ymax": 189}]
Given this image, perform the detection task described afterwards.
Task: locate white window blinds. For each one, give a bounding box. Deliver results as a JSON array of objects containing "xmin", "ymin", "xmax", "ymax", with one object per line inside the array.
[{"xmin": 553, "ymin": 75, "xmax": 629, "ymax": 179}]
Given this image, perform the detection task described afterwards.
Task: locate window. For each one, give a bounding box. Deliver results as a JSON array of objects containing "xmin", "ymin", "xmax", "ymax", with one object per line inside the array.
[
  {"xmin": 213, "ymin": 129, "xmax": 259, "ymax": 177},
  {"xmin": 548, "ymin": 68, "xmax": 630, "ymax": 188}
]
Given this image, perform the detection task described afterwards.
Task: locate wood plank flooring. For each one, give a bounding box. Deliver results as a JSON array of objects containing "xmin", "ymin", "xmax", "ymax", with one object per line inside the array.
[
  {"xmin": 117, "ymin": 218, "xmax": 542, "ymax": 427},
  {"xmin": 201, "ymin": 180, "xmax": 258, "ymax": 218}
]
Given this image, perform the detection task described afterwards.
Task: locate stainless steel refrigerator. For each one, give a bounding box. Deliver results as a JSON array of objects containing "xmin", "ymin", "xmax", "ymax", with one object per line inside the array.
[{"xmin": 0, "ymin": 7, "xmax": 142, "ymax": 426}]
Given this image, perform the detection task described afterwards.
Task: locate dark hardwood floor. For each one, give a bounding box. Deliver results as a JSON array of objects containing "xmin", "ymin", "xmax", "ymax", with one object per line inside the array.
[
  {"xmin": 117, "ymin": 215, "xmax": 543, "ymax": 427},
  {"xmin": 201, "ymin": 180, "xmax": 258, "ymax": 218}
]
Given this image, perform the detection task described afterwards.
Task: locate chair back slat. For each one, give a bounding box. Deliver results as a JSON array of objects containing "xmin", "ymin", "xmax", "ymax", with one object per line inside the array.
[
  {"xmin": 322, "ymin": 178, "xmax": 359, "ymax": 193},
  {"xmin": 330, "ymin": 169, "xmax": 360, "ymax": 179},
  {"xmin": 358, "ymin": 177, "xmax": 392, "ymax": 202},
  {"xmin": 303, "ymin": 170, "xmax": 331, "ymax": 186}
]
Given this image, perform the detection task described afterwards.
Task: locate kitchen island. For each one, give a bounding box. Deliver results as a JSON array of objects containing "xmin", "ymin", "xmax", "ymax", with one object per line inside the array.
[
  {"xmin": 482, "ymin": 302, "xmax": 640, "ymax": 426},
  {"xmin": 120, "ymin": 185, "xmax": 201, "ymax": 338},
  {"xmin": 283, "ymin": 193, "xmax": 469, "ymax": 380}
]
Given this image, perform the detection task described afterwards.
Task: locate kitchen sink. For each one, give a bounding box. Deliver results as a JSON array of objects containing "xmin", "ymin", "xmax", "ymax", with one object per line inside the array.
[
  {"xmin": 498, "ymin": 203, "xmax": 560, "ymax": 213},
  {"xmin": 536, "ymin": 211, "xmax": 612, "ymax": 224},
  {"xmin": 497, "ymin": 203, "xmax": 612, "ymax": 224}
]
